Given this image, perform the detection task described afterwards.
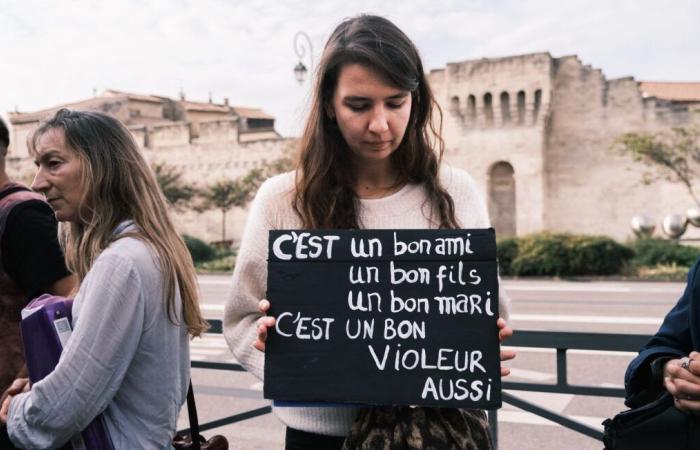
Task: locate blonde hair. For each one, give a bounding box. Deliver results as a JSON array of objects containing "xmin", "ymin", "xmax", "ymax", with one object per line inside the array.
[{"xmin": 30, "ymin": 108, "xmax": 208, "ymax": 336}]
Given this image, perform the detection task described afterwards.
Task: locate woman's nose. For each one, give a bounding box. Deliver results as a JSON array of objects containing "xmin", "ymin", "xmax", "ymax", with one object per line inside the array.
[
  {"xmin": 31, "ymin": 168, "xmax": 49, "ymax": 192},
  {"xmin": 368, "ymin": 107, "xmax": 389, "ymax": 133}
]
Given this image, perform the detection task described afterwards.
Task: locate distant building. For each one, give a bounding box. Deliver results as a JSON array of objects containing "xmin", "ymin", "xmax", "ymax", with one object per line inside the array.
[
  {"xmin": 6, "ymin": 89, "xmax": 293, "ymax": 242},
  {"xmin": 429, "ymin": 53, "xmax": 700, "ymax": 240}
]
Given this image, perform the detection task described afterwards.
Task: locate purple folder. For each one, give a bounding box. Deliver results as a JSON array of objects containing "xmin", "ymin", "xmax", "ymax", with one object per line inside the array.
[{"xmin": 20, "ymin": 294, "xmax": 114, "ymax": 450}]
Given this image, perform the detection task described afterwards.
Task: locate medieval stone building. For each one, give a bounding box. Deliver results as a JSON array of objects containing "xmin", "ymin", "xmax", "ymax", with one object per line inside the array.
[
  {"xmin": 6, "ymin": 53, "xmax": 700, "ymax": 244},
  {"xmin": 429, "ymin": 52, "xmax": 700, "ymax": 241},
  {"xmin": 6, "ymin": 89, "xmax": 293, "ymax": 242}
]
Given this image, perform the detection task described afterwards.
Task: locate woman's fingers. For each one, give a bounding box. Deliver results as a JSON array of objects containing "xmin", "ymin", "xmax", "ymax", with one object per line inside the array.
[
  {"xmin": 259, "ymin": 299, "xmax": 271, "ymax": 314},
  {"xmin": 497, "ymin": 318, "xmax": 513, "ymax": 343},
  {"xmin": 253, "ymin": 314, "xmax": 276, "ymax": 353},
  {"xmin": 0, "ymin": 395, "xmax": 11, "ymax": 423}
]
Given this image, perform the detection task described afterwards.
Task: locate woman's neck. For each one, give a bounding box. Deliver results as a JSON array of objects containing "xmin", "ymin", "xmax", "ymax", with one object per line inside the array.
[{"xmin": 353, "ymin": 159, "xmax": 402, "ymax": 199}]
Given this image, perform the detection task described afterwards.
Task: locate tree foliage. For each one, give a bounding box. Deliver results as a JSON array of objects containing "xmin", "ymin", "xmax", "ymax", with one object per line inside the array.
[
  {"xmin": 152, "ymin": 161, "xmax": 196, "ymax": 211},
  {"xmin": 613, "ymin": 127, "xmax": 700, "ymax": 206},
  {"xmin": 199, "ymin": 155, "xmax": 294, "ymax": 242}
]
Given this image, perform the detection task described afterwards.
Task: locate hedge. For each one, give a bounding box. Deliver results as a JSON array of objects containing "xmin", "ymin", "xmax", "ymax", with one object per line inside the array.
[{"xmin": 497, "ymin": 232, "xmax": 634, "ymax": 277}]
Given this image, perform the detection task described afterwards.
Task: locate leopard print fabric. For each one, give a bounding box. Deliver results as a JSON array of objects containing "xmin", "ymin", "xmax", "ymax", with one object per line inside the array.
[{"xmin": 342, "ymin": 406, "xmax": 494, "ymax": 450}]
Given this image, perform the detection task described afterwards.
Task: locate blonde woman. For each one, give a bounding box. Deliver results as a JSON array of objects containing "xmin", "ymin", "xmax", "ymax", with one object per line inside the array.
[{"xmin": 0, "ymin": 108, "xmax": 207, "ymax": 449}]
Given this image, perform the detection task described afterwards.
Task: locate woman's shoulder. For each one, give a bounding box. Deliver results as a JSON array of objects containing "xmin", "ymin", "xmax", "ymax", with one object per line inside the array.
[
  {"xmin": 93, "ymin": 236, "xmax": 159, "ymax": 281},
  {"xmin": 438, "ymin": 164, "xmax": 480, "ymax": 195},
  {"xmin": 255, "ymin": 171, "xmax": 296, "ymax": 204}
]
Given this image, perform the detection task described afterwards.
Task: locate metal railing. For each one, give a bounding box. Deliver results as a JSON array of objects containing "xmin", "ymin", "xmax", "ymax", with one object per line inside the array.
[{"xmin": 182, "ymin": 319, "xmax": 651, "ymax": 448}]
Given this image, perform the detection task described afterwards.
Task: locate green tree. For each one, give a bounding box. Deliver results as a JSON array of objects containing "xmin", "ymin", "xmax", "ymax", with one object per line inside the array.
[
  {"xmin": 200, "ymin": 169, "xmax": 262, "ymax": 243},
  {"xmin": 152, "ymin": 162, "xmax": 196, "ymax": 211},
  {"xmin": 613, "ymin": 127, "xmax": 700, "ymax": 206},
  {"xmin": 199, "ymin": 154, "xmax": 295, "ymax": 243}
]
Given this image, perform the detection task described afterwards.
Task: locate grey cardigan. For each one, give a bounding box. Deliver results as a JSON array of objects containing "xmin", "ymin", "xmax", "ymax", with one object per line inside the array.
[{"xmin": 8, "ymin": 222, "xmax": 190, "ymax": 449}]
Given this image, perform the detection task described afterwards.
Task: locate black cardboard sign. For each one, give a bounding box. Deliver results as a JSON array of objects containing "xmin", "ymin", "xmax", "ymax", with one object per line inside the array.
[{"xmin": 264, "ymin": 229, "xmax": 501, "ymax": 409}]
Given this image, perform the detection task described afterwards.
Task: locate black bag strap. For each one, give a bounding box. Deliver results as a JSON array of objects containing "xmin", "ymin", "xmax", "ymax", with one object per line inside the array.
[
  {"xmin": 0, "ymin": 185, "xmax": 30, "ymax": 201},
  {"xmin": 187, "ymin": 381, "xmax": 202, "ymax": 450}
]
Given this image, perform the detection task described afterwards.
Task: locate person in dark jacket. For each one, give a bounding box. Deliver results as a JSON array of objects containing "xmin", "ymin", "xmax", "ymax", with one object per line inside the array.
[{"xmin": 625, "ymin": 258, "xmax": 700, "ymax": 412}]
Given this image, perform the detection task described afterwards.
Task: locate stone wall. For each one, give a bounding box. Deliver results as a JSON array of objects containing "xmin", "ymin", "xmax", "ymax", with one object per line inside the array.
[{"xmin": 432, "ymin": 52, "xmax": 700, "ymax": 241}]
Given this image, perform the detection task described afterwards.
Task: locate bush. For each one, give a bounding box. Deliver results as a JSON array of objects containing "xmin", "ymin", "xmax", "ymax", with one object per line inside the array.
[
  {"xmin": 196, "ymin": 255, "xmax": 235, "ymax": 273},
  {"xmin": 566, "ymin": 235, "xmax": 634, "ymax": 275},
  {"xmin": 183, "ymin": 234, "xmax": 216, "ymax": 263},
  {"xmin": 505, "ymin": 232, "xmax": 633, "ymax": 277},
  {"xmin": 630, "ymin": 238, "xmax": 700, "ymax": 268},
  {"xmin": 496, "ymin": 237, "xmax": 519, "ymax": 275}
]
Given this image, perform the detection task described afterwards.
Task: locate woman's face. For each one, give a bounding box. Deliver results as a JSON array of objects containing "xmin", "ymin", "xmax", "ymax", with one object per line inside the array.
[
  {"xmin": 31, "ymin": 128, "xmax": 84, "ymax": 222},
  {"xmin": 329, "ymin": 63, "xmax": 412, "ymax": 165}
]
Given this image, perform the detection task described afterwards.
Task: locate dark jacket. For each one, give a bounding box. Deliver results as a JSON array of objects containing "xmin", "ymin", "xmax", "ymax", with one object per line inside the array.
[{"xmin": 625, "ymin": 258, "xmax": 700, "ymax": 407}]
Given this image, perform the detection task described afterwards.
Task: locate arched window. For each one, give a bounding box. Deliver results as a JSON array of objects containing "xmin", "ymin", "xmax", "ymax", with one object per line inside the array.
[
  {"xmin": 533, "ymin": 89, "xmax": 542, "ymax": 123},
  {"xmin": 517, "ymin": 91, "xmax": 526, "ymax": 125},
  {"xmin": 467, "ymin": 95, "xmax": 476, "ymax": 123},
  {"xmin": 483, "ymin": 93, "xmax": 494, "ymax": 126},
  {"xmin": 450, "ymin": 96, "xmax": 461, "ymax": 115},
  {"xmin": 500, "ymin": 92, "xmax": 511, "ymax": 124},
  {"xmin": 488, "ymin": 162, "xmax": 516, "ymax": 237}
]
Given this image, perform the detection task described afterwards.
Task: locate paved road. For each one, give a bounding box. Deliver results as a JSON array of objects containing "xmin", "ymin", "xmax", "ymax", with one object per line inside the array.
[{"xmin": 182, "ymin": 275, "xmax": 684, "ymax": 449}]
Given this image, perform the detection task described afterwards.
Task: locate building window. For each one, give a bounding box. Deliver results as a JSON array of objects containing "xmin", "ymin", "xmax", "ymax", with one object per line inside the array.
[
  {"xmin": 467, "ymin": 95, "xmax": 476, "ymax": 123},
  {"xmin": 517, "ymin": 91, "xmax": 526, "ymax": 125},
  {"xmin": 450, "ymin": 96, "xmax": 461, "ymax": 115},
  {"xmin": 488, "ymin": 161, "xmax": 516, "ymax": 237},
  {"xmin": 483, "ymin": 93, "xmax": 493, "ymax": 126},
  {"xmin": 533, "ymin": 89, "xmax": 542, "ymax": 123},
  {"xmin": 500, "ymin": 92, "xmax": 511, "ymax": 125}
]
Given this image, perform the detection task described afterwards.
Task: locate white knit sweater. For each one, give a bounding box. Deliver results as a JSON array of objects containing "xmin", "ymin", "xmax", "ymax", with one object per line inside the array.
[{"xmin": 223, "ymin": 164, "xmax": 510, "ymax": 436}]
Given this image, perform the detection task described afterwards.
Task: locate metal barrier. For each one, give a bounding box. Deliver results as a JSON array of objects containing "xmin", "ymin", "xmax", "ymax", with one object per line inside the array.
[{"xmin": 182, "ymin": 319, "xmax": 651, "ymax": 448}]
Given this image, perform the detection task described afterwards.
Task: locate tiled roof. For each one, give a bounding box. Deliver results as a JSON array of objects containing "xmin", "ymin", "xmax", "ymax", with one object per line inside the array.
[
  {"xmin": 231, "ymin": 107, "xmax": 274, "ymax": 120},
  {"xmin": 639, "ymin": 82, "xmax": 700, "ymax": 102},
  {"xmin": 8, "ymin": 96, "xmax": 126, "ymax": 124}
]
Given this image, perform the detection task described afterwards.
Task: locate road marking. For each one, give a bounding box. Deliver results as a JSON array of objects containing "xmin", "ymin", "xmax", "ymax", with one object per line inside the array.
[
  {"xmin": 503, "ymin": 346, "xmax": 638, "ymax": 357},
  {"xmin": 496, "ymin": 410, "xmax": 604, "ymax": 430},
  {"xmin": 509, "ymin": 368, "xmax": 554, "ymax": 382},
  {"xmin": 504, "ymin": 284, "xmax": 683, "ymax": 294},
  {"xmin": 511, "ymin": 313, "xmax": 662, "ymax": 325}
]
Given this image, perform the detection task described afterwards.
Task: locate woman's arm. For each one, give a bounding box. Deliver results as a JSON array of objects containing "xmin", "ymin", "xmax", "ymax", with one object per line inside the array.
[
  {"xmin": 624, "ymin": 259, "xmax": 700, "ymax": 407},
  {"xmin": 223, "ymin": 179, "xmax": 278, "ymax": 380},
  {"xmin": 6, "ymin": 252, "xmax": 145, "ymax": 449}
]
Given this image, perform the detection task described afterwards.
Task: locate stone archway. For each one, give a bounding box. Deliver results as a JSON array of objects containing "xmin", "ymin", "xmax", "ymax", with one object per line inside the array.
[{"xmin": 488, "ymin": 161, "xmax": 516, "ymax": 237}]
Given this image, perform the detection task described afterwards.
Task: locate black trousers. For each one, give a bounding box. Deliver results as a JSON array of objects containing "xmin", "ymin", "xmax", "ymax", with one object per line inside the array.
[{"xmin": 286, "ymin": 427, "xmax": 345, "ymax": 450}]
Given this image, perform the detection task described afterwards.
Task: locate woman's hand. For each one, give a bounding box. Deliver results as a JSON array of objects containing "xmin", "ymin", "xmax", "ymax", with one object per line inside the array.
[
  {"xmin": 252, "ymin": 299, "xmax": 276, "ymax": 352},
  {"xmin": 0, "ymin": 378, "xmax": 30, "ymax": 423},
  {"xmin": 498, "ymin": 318, "xmax": 516, "ymax": 377},
  {"xmin": 664, "ymin": 351, "xmax": 700, "ymax": 412}
]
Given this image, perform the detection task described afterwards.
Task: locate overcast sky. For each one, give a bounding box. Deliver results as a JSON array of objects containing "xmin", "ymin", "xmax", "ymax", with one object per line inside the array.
[{"xmin": 1, "ymin": 0, "xmax": 698, "ymax": 136}]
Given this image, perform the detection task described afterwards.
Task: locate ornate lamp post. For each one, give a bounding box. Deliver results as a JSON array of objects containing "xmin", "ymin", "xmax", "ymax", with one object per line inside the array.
[{"xmin": 293, "ymin": 31, "xmax": 313, "ymax": 85}]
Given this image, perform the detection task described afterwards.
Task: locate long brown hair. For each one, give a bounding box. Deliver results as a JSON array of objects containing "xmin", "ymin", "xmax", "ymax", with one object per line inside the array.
[
  {"xmin": 29, "ymin": 109, "xmax": 208, "ymax": 337},
  {"xmin": 294, "ymin": 14, "xmax": 458, "ymax": 229}
]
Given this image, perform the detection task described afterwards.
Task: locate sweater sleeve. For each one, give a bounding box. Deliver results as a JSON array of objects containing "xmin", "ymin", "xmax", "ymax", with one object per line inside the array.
[
  {"xmin": 442, "ymin": 165, "xmax": 511, "ymax": 320},
  {"xmin": 8, "ymin": 252, "xmax": 145, "ymax": 449},
  {"xmin": 223, "ymin": 178, "xmax": 279, "ymax": 380},
  {"xmin": 624, "ymin": 259, "xmax": 699, "ymax": 407}
]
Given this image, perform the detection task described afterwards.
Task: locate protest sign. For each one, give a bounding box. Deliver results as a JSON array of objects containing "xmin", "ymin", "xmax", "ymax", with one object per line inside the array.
[{"xmin": 264, "ymin": 228, "xmax": 501, "ymax": 409}]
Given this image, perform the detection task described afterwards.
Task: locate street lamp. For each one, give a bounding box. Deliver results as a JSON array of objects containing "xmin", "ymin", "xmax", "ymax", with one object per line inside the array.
[{"xmin": 293, "ymin": 31, "xmax": 313, "ymax": 85}]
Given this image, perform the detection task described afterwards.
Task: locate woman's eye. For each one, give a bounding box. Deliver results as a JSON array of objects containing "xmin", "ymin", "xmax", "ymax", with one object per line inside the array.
[
  {"xmin": 347, "ymin": 103, "xmax": 369, "ymax": 112},
  {"xmin": 387, "ymin": 102, "xmax": 405, "ymax": 109},
  {"xmin": 48, "ymin": 160, "xmax": 62, "ymax": 168}
]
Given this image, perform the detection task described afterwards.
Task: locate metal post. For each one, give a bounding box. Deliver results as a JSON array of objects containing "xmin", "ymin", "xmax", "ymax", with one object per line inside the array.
[{"xmin": 488, "ymin": 409, "xmax": 499, "ymax": 449}]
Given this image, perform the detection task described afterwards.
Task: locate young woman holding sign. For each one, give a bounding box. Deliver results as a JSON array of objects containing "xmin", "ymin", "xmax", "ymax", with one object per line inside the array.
[{"xmin": 224, "ymin": 14, "xmax": 515, "ymax": 450}]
